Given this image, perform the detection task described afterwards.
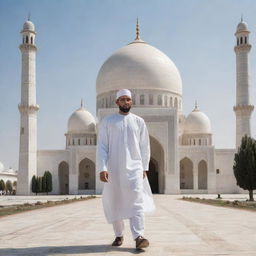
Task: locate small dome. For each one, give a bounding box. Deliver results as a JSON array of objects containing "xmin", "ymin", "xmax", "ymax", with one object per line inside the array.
[
  {"xmin": 68, "ymin": 104, "xmax": 96, "ymax": 133},
  {"xmin": 236, "ymin": 21, "xmax": 248, "ymax": 32},
  {"xmin": 23, "ymin": 20, "xmax": 35, "ymax": 31},
  {"xmin": 184, "ymin": 105, "xmax": 211, "ymax": 134},
  {"xmin": 0, "ymin": 162, "xmax": 4, "ymax": 172},
  {"xmin": 96, "ymin": 40, "xmax": 182, "ymax": 96}
]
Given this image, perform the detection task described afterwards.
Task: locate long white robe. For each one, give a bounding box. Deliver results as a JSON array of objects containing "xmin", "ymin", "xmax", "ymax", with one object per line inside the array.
[{"xmin": 96, "ymin": 112, "xmax": 155, "ymax": 224}]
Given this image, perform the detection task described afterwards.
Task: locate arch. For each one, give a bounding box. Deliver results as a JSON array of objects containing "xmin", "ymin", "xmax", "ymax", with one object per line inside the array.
[
  {"xmin": 148, "ymin": 136, "xmax": 165, "ymax": 193},
  {"xmin": 164, "ymin": 95, "xmax": 168, "ymax": 106},
  {"xmin": 148, "ymin": 158, "xmax": 159, "ymax": 193},
  {"xmin": 157, "ymin": 95, "xmax": 162, "ymax": 105},
  {"xmin": 245, "ymin": 36, "xmax": 247, "ymax": 44},
  {"xmin": 198, "ymin": 160, "xmax": 207, "ymax": 189},
  {"xmin": 26, "ymin": 36, "xmax": 29, "ymax": 44},
  {"xmin": 170, "ymin": 97, "xmax": 173, "ymax": 107},
  {"xmin": 180, "ymin": 157, "xmax": 193, "ymax": 189},
  {"xmin": 79, "ymin": 158, "xmax": 95, "ymax": 190},
  {"xmin": 149, "ymin": 94, "xmax": 153, "ymax": 105},
  {"xmin": 240, "ymin": 37, "xmax": 243, "ymax": 44},
  {"xmin": 174, "ymin": 98, "xmax": 178, "ymax": 108},
  {"xmin": 30, "ymin": 36, "xmax": 33, "ymax": 44},
  {"xmin": 58, "ymin": 161, "xmax": 69, "ymax": 194},
  {"xmin": 237, "ymin": 38, "xmax": 239, "ymax": 46},
  {"xmin": 140, "ymin": 94, "xmax": 145, "ymax": 105}
]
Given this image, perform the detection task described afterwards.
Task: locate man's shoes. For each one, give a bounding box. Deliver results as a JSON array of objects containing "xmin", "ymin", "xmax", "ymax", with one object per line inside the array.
[
  {"xmin": 135, "ymin": 236, "xmax": 149, "ymax": 250},
  {"xmin": 112, "ymin": 236, "xmax": 124, "ymax": 246}
]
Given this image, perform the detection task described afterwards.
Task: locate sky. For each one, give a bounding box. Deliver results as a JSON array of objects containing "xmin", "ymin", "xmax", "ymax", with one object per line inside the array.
[{"xmin": 1, "ymin": 0, "xmax": 256, "ymax": 170}]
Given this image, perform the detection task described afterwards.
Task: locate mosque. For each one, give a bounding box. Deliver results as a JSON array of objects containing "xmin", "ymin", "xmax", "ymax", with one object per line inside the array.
[{"xmin": 16, "ymin": 19, "xmax": 254, "ymax": 195}]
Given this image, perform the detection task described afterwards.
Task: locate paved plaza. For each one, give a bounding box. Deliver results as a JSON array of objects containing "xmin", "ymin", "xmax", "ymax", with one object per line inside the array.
[{"xmin": 0, "ymin": 194, "xmax": 256, "ymax": 256}]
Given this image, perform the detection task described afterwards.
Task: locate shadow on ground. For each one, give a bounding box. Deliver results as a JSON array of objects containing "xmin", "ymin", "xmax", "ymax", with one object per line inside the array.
[{"xmin": 0, "ymin": 244, "xmax": 146, "ymax": 255}]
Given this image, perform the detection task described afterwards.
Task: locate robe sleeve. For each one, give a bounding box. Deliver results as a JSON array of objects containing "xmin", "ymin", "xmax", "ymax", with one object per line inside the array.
[
  {"xmin": 96, "ymin": 119, "xmax": 109, "ymax": 172},
  {"xmin": 139, "ymin": 120, "xmax": 150, "ymax": 171}
]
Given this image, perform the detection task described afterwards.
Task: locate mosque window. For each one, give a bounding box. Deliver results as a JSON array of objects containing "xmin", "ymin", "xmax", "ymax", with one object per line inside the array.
[
  {"xmin": 20, "ymin": 127, "xmax": 24, "ymax": 135},
  {"xmin": 30, "ymin": 37, "xmax": 33, "ymax": 44},
  {"xmin": 174, "ymin": 98, "xmax": 178, "ymax": 108},
  {"xmin": 157, "ymin": 95, "xmax": 162, "ymax": 105},
  {"xmin": 170, "ymin": 97, "xmax": 173, "ymax": 107},
  {"xmin": 245, "ymin": 37, "xmax": 247, "ymax": 44},
  {"xmin": 237, "ymin": 38, "xmax": 239, "ymax": 46},
  {"xmin": 149, "ymin": 94, "xmax": 153, "ymax": 105},
  {"xmin": 164, "ymin": 95, "xmax": 168, "ymax": 106},
  {"xmin": 240, "ymin": 37, "xmax": 243, "ymax": 44},
  {"xmin": 199, "ymin": 139, "xmax": 201, "ymax": 145},
  {"xmin": 78, "ymin": 139, "xmax": 80, "ymax": 145},
  {"xmin": 26, "ymin": 36, "xmax": 29, "ymax": 44},
  {"xmin": 216, "ymin": 169, "xmax": 220, "ymax": 174},
  {"xmin": 85, "ymin": 182, "xmax": 89, "ymax": 189},
  {"xmin": 140, "ymin": 95, "xmax": 145, "ymax": 105}
]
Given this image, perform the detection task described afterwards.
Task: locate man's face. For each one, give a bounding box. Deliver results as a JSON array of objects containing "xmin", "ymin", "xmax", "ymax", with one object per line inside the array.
[{"xmin": 116, "ymin": 95, "xmax": 133, "ymax": 113}]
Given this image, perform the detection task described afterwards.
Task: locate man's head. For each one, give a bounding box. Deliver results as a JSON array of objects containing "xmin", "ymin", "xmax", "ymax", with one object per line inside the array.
[{"xmin": 116, "ymin": 89, "xmax": 132, "ymax": 114}]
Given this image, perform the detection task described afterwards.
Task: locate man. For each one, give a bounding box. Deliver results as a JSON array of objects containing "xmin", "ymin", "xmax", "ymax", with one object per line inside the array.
[{"xmin": 96, "ymin": 89, "xmax": 155, "ymax": 250}]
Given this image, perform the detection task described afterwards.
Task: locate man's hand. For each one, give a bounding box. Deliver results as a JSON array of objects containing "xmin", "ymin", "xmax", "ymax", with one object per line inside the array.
[
  {"xmin": 143, "ymin": 171, "xmax": 147, "ymax": 179},
  {"xmin": 100, "ymin": 171, "xmax": 109, "ymax": 182}
]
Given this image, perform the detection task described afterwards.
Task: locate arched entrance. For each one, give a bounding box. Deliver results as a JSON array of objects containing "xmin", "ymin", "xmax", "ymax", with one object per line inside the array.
[
  {"xmin": 79, "ymin": 158, "xmax": 95, "ymax": 190},
  {"xmin": 148, "ymin": 158, "xmax": 159, "ymax": 193},
  {"xmin": 58, "ymin": 161, "xmax": 69, "ymax": 194},
  {"xmin": 198, "ymin": 160, "xmax": 207, "ymax": 189},
  {"xmin": 180, "ymin": 157, "xmax": 193, "ymax": 189},
  {"xmin": 148, "ymin": 136, "xmax": 164, "ymax": 194}
]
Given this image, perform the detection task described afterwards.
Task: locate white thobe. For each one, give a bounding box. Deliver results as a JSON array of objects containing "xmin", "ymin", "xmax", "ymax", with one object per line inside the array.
[{"xmin": 96, "ymin": 112, "xmax": 155, "ymax": 224}]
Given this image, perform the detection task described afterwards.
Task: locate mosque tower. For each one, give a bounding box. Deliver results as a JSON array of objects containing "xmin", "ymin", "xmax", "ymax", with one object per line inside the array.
[
  {"xmin": 17, "ymin": 19, "xmax": 39, "ymax": 195},
  {"xmin": 233, "ymin": 18, "xmax": 254, "ymax": 148}
]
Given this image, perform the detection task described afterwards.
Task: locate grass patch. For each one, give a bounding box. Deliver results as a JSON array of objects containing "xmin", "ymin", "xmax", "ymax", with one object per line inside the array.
[
  {"xmin": 181, "ymin": 196, "xmax": 256, "ymax": 211},
  {"xmin": 0, "ymin": 195, "xmax": 96, "ymax": 217}
]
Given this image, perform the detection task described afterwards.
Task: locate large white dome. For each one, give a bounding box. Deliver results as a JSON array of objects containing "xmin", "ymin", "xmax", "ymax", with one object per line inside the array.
[
  {"xmin": 96, "ymin": 40, "xmax": 182, "ymax": 96},
  {"xmin": 184, "ymin": 105, "xmax": 211, "ymax": 134},
  {"xmin": 68, "ymin": 105, "xmax": 96, "ymax": 133}
]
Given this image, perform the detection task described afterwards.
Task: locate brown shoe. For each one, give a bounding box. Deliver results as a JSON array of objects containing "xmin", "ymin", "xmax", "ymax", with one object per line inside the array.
[
  {"xmin": 112, "ymin": 236, "xmax": 124, "ymax": 246},
  {"xmin": 135, "ymin": 236, "xmax": 149, "ymax": 250}
]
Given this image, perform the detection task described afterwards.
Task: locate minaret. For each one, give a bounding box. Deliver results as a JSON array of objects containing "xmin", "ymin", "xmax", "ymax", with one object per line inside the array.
[
  {"xmin": 233, "ymin": 18, "xmax": 254, "ymax": 148},
  {"xmin": 17, "ymin": 19, "xmax": 39, "ymax": 195}
]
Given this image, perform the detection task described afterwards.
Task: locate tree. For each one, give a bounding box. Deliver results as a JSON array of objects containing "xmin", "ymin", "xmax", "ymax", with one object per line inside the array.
[
  {"xmin": 32, "ymin": 175, "xmax": 39, "ymax": 195},
  {"xmin": 38, "ymin": 176, "xmax": 43, "ymax": 193},
  {"xmin": 233, "ymin": 135, "xmax": 256, "ymax": 201},
  {"xmin": 44, "ymin": 171, "xmax": 52, "ymax": 195},
  {"xmin": 42, "ymin": 175, "xmax": 46, "ymax": 193},
  {"xmin": 6, "ymin": 180, "xmax": 13, "ymax": 194},
  {"xmin": 0, "ymin": 179, "xmax": 5, "ymax": 192}
]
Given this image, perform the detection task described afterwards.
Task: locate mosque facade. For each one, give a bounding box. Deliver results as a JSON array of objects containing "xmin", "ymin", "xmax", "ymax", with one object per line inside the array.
[{"xmin": 16, "ymin": 19, "xmax": 254, "ymax": 195}]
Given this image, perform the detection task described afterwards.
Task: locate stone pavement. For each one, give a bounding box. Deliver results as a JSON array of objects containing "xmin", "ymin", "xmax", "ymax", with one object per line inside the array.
[{"xmin": 0, "ymin": 195, "xmax": 256, "ymax": 256}]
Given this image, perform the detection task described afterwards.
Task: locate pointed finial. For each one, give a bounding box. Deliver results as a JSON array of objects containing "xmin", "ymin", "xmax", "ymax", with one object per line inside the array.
[
  {"xmin": 80, "ymin": 98, "xmax": 84, "ymax": 108},
  {"xmin": 28, "ymin": 12, "xmax": 31, "ymax": 21},
  {"xmin": 193, "ymin": 100, "xmax": 199, "ymax": 111},
  {"xmin": 241, "ymin": 14, "xmax": 243, "ymax": 22},
  {"xmin": 135, "ymin": 17, "xmax": 140, "ymax": 40}
]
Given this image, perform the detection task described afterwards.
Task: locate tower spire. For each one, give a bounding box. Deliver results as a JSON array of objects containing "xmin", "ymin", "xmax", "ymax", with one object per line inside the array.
[
  {"xmin": 135, "ymin": 17, "xmax": 140, "ymax": 40},
  {"xmin": 81, "ymin": 98, "xmax": 84, "ymax": 108},
  {"xmin": 233, "ymin": 19, "xmax": 254, "ymax": 148},
  {"xmin": 28, "ymin": 12, "xmax": 31, "ymax": 21}
]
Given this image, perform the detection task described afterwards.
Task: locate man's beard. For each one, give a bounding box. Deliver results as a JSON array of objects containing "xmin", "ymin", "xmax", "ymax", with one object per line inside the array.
[{"xmin": 119, "ymin": 105, "xmax": 131, "ymax": 113}]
